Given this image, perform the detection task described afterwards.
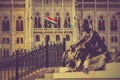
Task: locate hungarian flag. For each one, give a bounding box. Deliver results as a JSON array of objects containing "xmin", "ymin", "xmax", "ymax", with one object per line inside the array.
[{"xmin": 45, "ymin": 16, "xmax": 57, "ymax": 24}]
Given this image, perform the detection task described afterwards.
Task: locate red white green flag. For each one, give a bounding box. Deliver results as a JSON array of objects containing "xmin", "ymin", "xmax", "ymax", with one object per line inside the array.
[{"xmin": 45, "ymin": 16, "xmax": 57, "ymax": 24}]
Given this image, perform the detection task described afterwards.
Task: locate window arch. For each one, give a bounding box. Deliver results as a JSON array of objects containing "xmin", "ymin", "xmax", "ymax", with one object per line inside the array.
[
  {"xmin": 110, "ymin": 16, "xmax": 117, "ymax": 31},
  {"xmin": 6, "ymin": 20, "xmax": 10, "ymax": 31},
  {"xmin": 34, "ymin": 15, "xmax": 41, "ymax": 28},
  {"xmin": 17, "ymin": 38, "xmax": 19, "ymax": 43},
  {"xmin": 3, "ymin": 38, "xmax": 5, "ymax": 44},
  {"xmin": 2, "ymin": 37, "xmax": 10, "ymax": 44},
  {"xmin": 66, "ymin": 35, "xmax": 70, "ymax": 41},
  {"xmin": 87, "ymin": 16, "xmax": 93, "ymax": 29},
  {"xmin": 46, "ymin": 35, "xmax": 50, "ymax": 41},
  {"xmin": 21, "ymin": 37, "xmax": 23, "ymax": 43},
  {"xmin": 2, "ymin": 49, "xmax": 9, "ymax": 57},
  {"xmin": 56, "ymin": 35, "xmax": 60, "ymax": 41},
  {"xmin": 16, "ymin": 20, "xmax": 19, "ymax": 31},
  {"xmin": 20, "ymin": 20, "xmax": 23, "ymax": 31},
  {"xmin": 38, "ymin": 17, "xmax": 41, "ymax": 28},
  {"xmin": 6, "ymin": 38, "xmax": 10, "ymax": 43},
  {"xmin": 44, "ymin": 12, "xmax": 51, "ymax": 28},
  {"xmin": 3, "ymin": 49, "xmax": 6, "ymax": 57},
  {"xmin": 54, "ymin": 13, "xmax": 61, "ymax": 28},
  {"xmin": 111, "ymin": 36, "xmax": 118, "ymax": 43},
  {"xmin": 114, "ymin": 36, "xmax": 118, "ymax": 42},
  {"xmin": 2, "ymin": 16, "xmax": 10, "ymax": 31},
  {"xmin": 64, "ymin": 13, "xmax": 71, "ymax": 28},
  {"xmin": 34, "ymin": 17, "xmax": 37, "ymax": 28},
  {"xmin": 16, "ymin": 16, "xmax": 24, "ymax": 31},
  {"xmin": 36, "ymin": 35, "xmax": 40, "ymax": 41},
  {"xmin": 98, "ymin": 16, "xmax": 105, "ymax": 31},
  {"xmin": 2, "ymin": 20, "xmax": 5, "ymax": 31},
  {"xmin": 16, "ymin": 37, "xmax": 24, "ymax": 44}
]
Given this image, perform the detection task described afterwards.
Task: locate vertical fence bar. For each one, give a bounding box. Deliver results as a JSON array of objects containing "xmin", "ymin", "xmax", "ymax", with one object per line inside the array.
[
  {"xmin": 0, "ymin": 70, "xmax": 1, "ymax": 80},
  {"xmin": 16, "ymin": 50, "xmax": 19, "ymax": 80},
  {"xmin": 11, "ymin": 65, "xmax": 14, "ymax": 80},
  {"xmin": 63, "ymin": 38, "xmax": 66, "ymax": 67},
  {"xmin": 8, "ymin": 67, "xmax": 10, "ymax": 80},
  {"xmin": 45, "ymin": 37, "xmax": 49, "ymax": 68},
  {"xmin": 3, "ymin": 68, "xmax": 6, "ymax": 80}
]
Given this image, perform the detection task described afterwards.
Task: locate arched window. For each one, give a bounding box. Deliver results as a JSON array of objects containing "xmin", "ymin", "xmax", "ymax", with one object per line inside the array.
[
  {"xmin": 36, "ymin": 35, "xmax": 40, "ymax": 41},
  {"xmin": 6, "ymin": 38, "xmax": 10, "ymax": 43},
  {"xmin": 64, "ymin": 13, "xmax": 71, "ymax": 28},
  {"xmin": 2, "ymin": 16, "xmax": 10, "ymax": 31},
  {"xmin": 54, "ymin": 13, "xmax": 61, "ymax": 28},
  {"xmin": 17, "ymin": 38, "xmax": 19, "ymax": 43},
  {"xmin": 3, "ymin": 38, "xmax": 5, "ymax": 44},
  {"xmin": 44, "ymin": 12, "xmax": 51, "ymax": 28},
  {"xmin": 87, "ymin": 16, "xmax": 93, "ymax": 29},
  {"xmin": 3, "ymin": 49, "xmax": 6, "ymax": 57},
  {"xmin": 20, "ymin": 20, "xmax": 23, "ymax": 31},
  {"xmin": 16, "ymin": 20, "xmax": 19, "ymax": 31},
  {"xmin": 110, "ymin": 16, "xmax": 117, "ymax": 31},
  {"xmin": 66, "ymin": 35, "xmax": 70, "ymax": 41},
  {"xmin": 2, "ymin": 20, "xmax": 5, "ymax": 31},
  {"xmin": 68, "ymin": 17, "xmax": 71, "ymax": 28},
  {"xmin": 6, "ymin": 20, "xmax": 10, "ymax": 31},
  {"xmin": 44, "ymin": 19, "xmax": 48, "ymax": 28},
  {"xmin": 34, "ymin": 17, "xmax": 37, "ymax": 28},
  {"xmin": 34, "ymin": 13, "xmax": 41, "ymax": 28},
  {"xmin": 111, "ymin": 36, "xmax": 114, "ymax": 42},
  {"xmin": 16, "ymin": 16, "xmax": 24, "ymax": 31},
  {"xmin": 114, "ymin": 36, "xmax": 118, "ymax": 42},
  {"xmin": 64, "ymin": 18, "xmax": 67, "ymax": 28},
  {"xmin": 21, "ymin": 37, "xmax": 23, "ymax": 43},
  {"xmin": 111, "ymin": 36, "xmax": 118, "ymax": 43},
  {"xmin": 6, "ymin": 49, "xmax": 9, "ymax": 57},
  {"xmin": 46, "ymin": 35, "xmax": 50, "ymax": 41},
  {"xmin": 56, "ymin": 35, "xmax": 60, "ymax": 41},
  {"xmin": 38, "ymin": 17, "xmax": 41, "ymax": 28},
  {"xmin": 98, "ymin": 16, "xmax": 105, "ymax": 31}
]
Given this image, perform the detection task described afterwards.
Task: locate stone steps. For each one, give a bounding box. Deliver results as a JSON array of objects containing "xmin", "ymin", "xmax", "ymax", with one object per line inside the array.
[
  {"xmin": 22, "ymin": 68, "xmax": 55, "ymax": 80},
  {"xmin": 35, "ymin": 62, "xmax": 120, "ymax": 80}
]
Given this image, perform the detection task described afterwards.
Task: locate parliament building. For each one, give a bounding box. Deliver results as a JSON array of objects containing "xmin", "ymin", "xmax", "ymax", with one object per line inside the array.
[{"xmin": 0, "ymin": 0, "xmax": 120, "ymax": 57}]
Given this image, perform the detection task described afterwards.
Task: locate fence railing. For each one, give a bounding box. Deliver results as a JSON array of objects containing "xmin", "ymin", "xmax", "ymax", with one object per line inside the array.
[{"xmin": 0, "ymin": 38, "xmax": 66, "ymax": 80}]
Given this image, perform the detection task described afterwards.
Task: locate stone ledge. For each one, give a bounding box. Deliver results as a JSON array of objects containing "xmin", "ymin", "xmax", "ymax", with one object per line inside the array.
[{"xmin": 105, "ymin": 62, "xmax": 120, "ymax": 71}]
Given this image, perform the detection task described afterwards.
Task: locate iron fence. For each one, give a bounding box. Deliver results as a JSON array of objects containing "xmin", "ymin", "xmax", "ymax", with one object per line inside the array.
[{"xmin": 0, "ymin": 38, "xmax": 66, "ymax": 80}]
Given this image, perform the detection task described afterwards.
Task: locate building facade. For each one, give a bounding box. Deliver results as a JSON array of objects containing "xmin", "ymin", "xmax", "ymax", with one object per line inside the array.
[
  {"xmin": 31, "ymin": 0, "xmax": 76, "ymax": 50},
  {"xmin": 0, "ymin": 0, "xmax": 31, "ymax": 57},
  {"xmin": 0, "ymin": 0, "xmax": 120, "ymax": 57}
]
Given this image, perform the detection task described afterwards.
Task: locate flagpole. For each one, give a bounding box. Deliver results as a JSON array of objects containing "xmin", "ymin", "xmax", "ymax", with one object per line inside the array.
[{"xmin": 52, "ymin": 0, "xmax": 54, "ymax": 35}]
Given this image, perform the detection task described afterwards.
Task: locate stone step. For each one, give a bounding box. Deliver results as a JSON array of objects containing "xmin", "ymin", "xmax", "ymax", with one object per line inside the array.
[
  {"xmin": 105, "ymin": 62, "xmax": 120, "ymax": 71},
  {"xmin": 35, "ymin": 62, "xmax": 120, "ymax": 80},
  {"xmin": 23, "ymin": 68, "xmax": 54, "ymax": 80},
  {"xmin": 35, "ymin": 73, "xmax": 53, "ymax": 80},
  {"xmin": 55, "ymin": 67, "xmax": 69, "ymax": 73},
  {"xmin": 53, "ymin": 72, "xmax": 89, "ymax": 78},
  {"xmin": 89, "ymin": 71, "xmax": 120, "ymax": 78},
  {"xmin": 36, "ymin": 70, "xmax": 120, "ymax": 80},
  {"xmin": 51, "ymin": 71, "xmax": 120, "ymax": 79}
]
